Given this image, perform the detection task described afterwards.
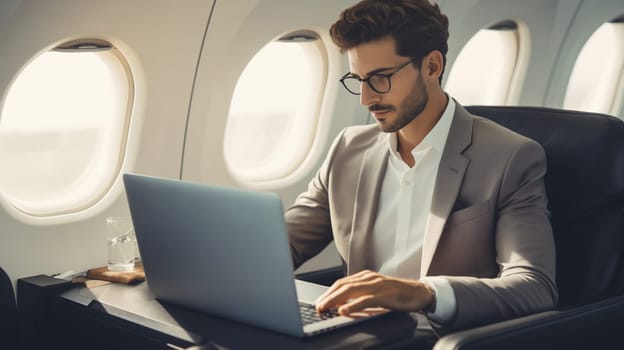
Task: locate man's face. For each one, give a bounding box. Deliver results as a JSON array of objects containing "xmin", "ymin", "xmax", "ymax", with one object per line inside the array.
[{"xmin": 347, "ymin": 36, "xmax": 428, "ymax": 133}]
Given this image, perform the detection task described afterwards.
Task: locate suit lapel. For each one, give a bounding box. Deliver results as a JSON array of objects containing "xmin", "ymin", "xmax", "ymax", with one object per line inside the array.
[
  {"xmin": 421, "ymin": 104, "xmax": 473, "ymax": 277},
  {"xmin": 347, "ymin": 135, "xmax": 388, "ymax": 275}
]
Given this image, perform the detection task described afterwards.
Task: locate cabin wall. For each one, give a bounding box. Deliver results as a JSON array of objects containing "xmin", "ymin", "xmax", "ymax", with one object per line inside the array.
[{"xmin": 0, "ymin": 0, "xmax": 214, "ymax": 283}]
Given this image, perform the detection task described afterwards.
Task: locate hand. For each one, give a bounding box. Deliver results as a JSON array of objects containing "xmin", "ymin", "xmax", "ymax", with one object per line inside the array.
[{"xmin": 315, "ymin": 269, "xmax": 434, "ymax": 316}]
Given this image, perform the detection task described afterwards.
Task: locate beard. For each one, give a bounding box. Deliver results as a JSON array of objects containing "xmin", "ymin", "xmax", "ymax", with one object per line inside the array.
[{"xmin": 372, "ymin": 74, "xmax": 429, "ymax": 133}]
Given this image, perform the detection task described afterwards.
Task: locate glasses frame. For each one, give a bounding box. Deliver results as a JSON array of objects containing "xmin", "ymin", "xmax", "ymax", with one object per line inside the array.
[{"xmin": 339, "ymin": 59, "xmax": 415, "ymax": 95}]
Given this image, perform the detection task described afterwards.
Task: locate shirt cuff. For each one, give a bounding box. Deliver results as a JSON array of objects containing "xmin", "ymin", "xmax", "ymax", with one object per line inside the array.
[{"xmin": 421, "ymin": 276, "xmax": 456, "ymax": 323}]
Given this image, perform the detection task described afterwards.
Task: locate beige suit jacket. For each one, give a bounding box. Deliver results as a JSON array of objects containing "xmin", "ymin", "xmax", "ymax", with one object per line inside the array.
[{"xmin": 286, "ymin": 102, "xmax": 558, "ymax": 332}]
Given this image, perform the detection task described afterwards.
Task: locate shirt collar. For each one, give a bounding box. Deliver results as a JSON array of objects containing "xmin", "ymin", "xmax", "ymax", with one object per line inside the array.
[{"xmin": 387, "ymin": 96, "xmax": 455, "ymax": 158}]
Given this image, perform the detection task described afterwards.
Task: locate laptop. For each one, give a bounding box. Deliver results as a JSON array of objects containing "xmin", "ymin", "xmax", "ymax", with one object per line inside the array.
[{"xmin": 122, "ymin": 173, "xmax": 388, "ymax": 338}]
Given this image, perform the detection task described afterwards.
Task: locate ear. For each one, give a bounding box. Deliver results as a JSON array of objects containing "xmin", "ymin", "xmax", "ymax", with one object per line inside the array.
[{"xmin": 422, "ymin": 50, "xmax": 444, "ymax": 83}]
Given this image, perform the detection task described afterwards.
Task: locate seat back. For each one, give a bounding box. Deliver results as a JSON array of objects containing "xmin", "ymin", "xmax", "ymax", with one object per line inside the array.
[
  {"xmin": 0, "ymin": 267, "xmax": 18, "ymax": 346},
  {"xmin": 466, "ymin": 106, "xmax": 624, "ymax": 307}
]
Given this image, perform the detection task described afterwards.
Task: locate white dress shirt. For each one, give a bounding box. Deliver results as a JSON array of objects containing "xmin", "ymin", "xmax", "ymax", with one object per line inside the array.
[{"xmin": 370, "ymin": 97, "xmax": 456, "ymax": 322}]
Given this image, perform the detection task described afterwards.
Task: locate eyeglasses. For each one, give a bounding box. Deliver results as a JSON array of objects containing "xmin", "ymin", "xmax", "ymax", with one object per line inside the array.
[{"xmin": 339, "ymin": 60, "xmax": 414, "ymax": 95}]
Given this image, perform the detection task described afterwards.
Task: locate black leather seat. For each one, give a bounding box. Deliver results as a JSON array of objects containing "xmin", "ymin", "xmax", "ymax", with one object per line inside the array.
[
  {"xmin": 434, "ymin": 106, "xmax": 624, "ymax": 349},
  {"xmin": 0, "ymin": 267, "xmax": 19, "ymax": 348}
]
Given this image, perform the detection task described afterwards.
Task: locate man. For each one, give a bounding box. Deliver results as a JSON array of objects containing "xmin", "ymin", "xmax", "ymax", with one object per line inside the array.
[{"xmin": 286, "ymin": 0, "xmax": 557, "ymax": 333}]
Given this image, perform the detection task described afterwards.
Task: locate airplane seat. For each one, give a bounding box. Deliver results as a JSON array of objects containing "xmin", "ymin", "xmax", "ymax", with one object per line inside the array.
[
  {"xmin": 0, "ymin": 267, "xmax": 19, "ymax": 347},
  {"xmin": 434, "ymin": 105, "xmax": 624, "ymax": 349}
]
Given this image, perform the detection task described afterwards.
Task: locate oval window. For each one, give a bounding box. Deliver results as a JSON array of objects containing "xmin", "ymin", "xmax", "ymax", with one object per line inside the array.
[
  {"xmin": 224, "ymin": 33, "xmax": 327, "ymax": 184},
  {"xmin": 445, "ymin": 20, "xmax": 529, "ymax": 105},
  {"xmin": 563, "ymin": 18, "xmax": 624, "ymax": 115},
  {"xmin": 0, "ymin": 40, "xmax": 133, "ymax": 216}
]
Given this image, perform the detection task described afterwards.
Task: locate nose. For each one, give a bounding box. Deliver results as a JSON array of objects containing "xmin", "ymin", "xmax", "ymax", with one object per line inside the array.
[{"xmin": 359, "ymin": 82, "xmax": 380, "ymax": 106}]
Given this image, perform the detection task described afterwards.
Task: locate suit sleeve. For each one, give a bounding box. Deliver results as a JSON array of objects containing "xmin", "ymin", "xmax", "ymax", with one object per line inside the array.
[
  {"xmin": 434, "ymin": 140, "xmax": 558, "ymax": 333},
  {"xmin": 285, "ymin": 129, "xmax": 347, "ymax": 269}
]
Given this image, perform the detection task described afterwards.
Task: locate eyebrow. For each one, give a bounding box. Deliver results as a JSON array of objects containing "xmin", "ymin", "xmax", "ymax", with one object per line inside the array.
[{"xmin": 348, "ymin": 66, "xmax": 399, "ymax": 79}]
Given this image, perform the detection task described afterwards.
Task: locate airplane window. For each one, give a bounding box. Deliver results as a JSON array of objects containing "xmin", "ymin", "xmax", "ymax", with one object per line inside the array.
[
  {"xmin": 0, "ymin": 41, "xmax": 132, "ymax": 216},
  {"xmin": 444, "ymin": 20, "xmax": 529, "ymax": 105},
  {"xmin": 224, "ymin": 32, "xmax": 326, "ymax": 184},
  {"xmin": 563, "ymin": 19, "xmax": 624, "ymax": 116}
]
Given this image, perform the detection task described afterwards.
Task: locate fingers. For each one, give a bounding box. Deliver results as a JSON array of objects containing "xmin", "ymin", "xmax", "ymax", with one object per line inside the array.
[
  {"xmin": 336, "ymin": 294, "xmax": 377, "ymax": 315},
  {"xmin": 317, "ymin": 279, "xmax": 380, "ymax": 312},
  {"xmin": 315, "ymin": 270, "xmax": 386, "ymax": 313},
  {"xmin": 315, "ymin": 271, "xmax": 435, "ymax": 315},
  {"xmin": 315, "ymin": 270, "xmax": 380, "ymax": 309}
]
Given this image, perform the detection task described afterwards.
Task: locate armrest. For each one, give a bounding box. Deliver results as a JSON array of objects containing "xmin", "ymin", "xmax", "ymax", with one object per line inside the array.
[
  {"xmin": 434, "ymin": 294, "xmax": 624, "ymax": 350},
  {"xmin": 17, "ymin": 275, "xmax": 75, "ymax": 349},
  {"xmin": 295, "ymin": 265, "xmax": 344, "ymax": 286}
]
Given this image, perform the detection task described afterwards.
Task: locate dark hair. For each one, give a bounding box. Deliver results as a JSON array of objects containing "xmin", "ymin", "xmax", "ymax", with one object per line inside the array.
[{"xmin": 330, "ymin": 0, "xmax": 449, "ymax": 82}]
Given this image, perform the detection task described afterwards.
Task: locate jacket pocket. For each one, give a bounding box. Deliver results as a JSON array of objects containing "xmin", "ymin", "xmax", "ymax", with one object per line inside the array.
[{"xmin": 446, "ymin": 200, "xmax": 491, "ymax": 228}]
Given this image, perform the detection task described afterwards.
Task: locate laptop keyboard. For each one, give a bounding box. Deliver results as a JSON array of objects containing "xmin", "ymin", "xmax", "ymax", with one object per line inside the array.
[{"xmin": 299, "ymin": 303, "xmax": 340, "ymax": 326}]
